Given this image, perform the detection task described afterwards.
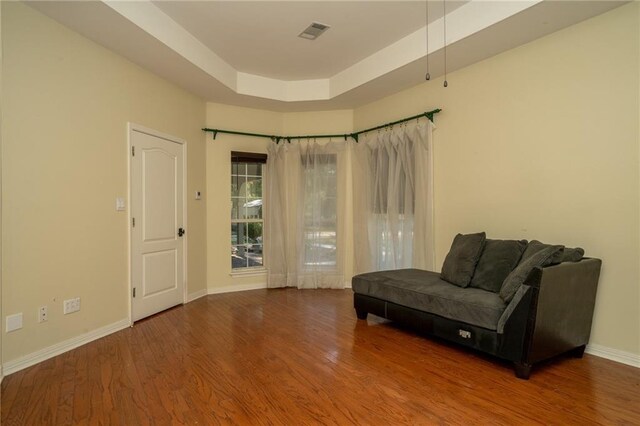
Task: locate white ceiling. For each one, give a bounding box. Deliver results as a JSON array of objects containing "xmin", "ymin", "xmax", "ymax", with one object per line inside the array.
[
  {"xmin": 152, "ymin": 1, "xmax": 468, "ymax": 81},
  {"xmin": 28, "ymin": 1, "xmax": 627, "ymax": 112}
]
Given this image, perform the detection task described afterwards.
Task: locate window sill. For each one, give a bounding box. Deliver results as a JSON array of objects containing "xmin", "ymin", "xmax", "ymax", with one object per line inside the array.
[{"xmin": 230, "ymin": 268, "xmax": 267, "ymax": 278}]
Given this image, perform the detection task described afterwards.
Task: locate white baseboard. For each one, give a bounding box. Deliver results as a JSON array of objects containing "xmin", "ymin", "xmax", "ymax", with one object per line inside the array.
[
  {"xmin": 186, "ymin": 289, "xmax": 207, "ymax": 302},
  {"xmin": 586, "ymin": 344, "xmax": 640, "ymax": 368},
  {"xmin": 208, "ymin": 283, "xmax": 268, "ymax": 294},
  {"xmin": 2, "ymin": 318, "xmax": 130, "ymax": 376}
]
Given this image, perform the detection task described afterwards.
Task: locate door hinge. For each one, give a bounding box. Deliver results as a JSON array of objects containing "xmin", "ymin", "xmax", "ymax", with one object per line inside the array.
[
  {"xmin": 133, "ymin": 287, "xmax": 136, "ymax": 298},
  {"xmin": 132, "ymin": 146, "xmax": 135, "ymax": 156},
  {"xmin": 132, "ymin": 217, "xmax": 135, "ymax": 227}
]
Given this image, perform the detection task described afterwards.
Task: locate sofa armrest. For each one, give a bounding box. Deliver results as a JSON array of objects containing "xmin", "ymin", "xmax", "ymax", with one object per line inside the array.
[
  {"xmin": 497, "ymin": 265, "xmax": 545, "ymax": 334},
  {"xmin": 497, "ymin": 284, "xmax": 534, "ymax": 334},
  {"xmin": 496, "ymin": 258, "xmax": 601, "ymax": 363},
  {"xmin": 524, "ymin": 258, "xmax": 601, "ymax": 364},
  {"xmin": 496, "ymin": 283, "xmax": 536, "ymax": 360}
]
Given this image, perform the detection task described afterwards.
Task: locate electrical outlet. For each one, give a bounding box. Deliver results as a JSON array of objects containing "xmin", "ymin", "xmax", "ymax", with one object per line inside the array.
[
  {"xmin": 63, "ymin": 297, "xmax": 81, "ymax": 314},
  {"xmin": 39, "ymin": 306, "xmax": 48, "ymax": 323}
]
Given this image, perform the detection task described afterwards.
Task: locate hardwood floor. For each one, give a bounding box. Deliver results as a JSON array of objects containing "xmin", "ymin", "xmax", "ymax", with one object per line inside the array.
[{"xmin": 2, "ymin": 289, "xmax": 639, "ymax": 425}]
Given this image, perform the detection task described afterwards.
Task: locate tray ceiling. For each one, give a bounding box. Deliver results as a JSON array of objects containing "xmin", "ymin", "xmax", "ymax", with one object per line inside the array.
[{"xmin": 28, "ymin": 1, "xmax": 627, "ymax": 111}]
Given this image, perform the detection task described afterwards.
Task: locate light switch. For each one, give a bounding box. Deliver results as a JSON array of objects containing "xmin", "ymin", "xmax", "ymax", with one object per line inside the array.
[
  {"xmin": 195, "ymin": 191, "xmax": 202, "ymax": 200},
  {"xmin": 116, "ymin": 197, "xmax": 126, "ymax": 211}
]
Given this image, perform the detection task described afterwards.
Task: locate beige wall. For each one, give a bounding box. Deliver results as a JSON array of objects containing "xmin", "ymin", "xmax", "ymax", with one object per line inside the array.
[
  {"xmin": 1, "ymin": 3, "xmax": 207, "ymax": 363},
  {"xmin": 0, "ymin": 0, "xmax": 4, "ymax": 378},
  {"xmin": 2, "ymin": 0, "xmax": 638, "ymax": 367},
  {"xmin": 282, "ymin": 110, "xmax": 353, "ymax": 136},
  {"xmin": 205, "ymin": 104, "xmax": 353, "ymax": 289},
  {"xmin": 355, "ymin": 3, "xmax": 640, "ymax": 356}
]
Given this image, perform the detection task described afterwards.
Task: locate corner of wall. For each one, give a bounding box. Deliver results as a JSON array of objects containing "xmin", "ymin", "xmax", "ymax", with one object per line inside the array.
[
  {"xmin": 586, "ymin": 344, "xmax": 640, "ymax": 369},
  {"xmin": 204, "ymin": 102, "xmax": 355, "ymax": 293},
  {"xmin": 1, "ymin": 0, "xmax": 5, "ymax": 378}
]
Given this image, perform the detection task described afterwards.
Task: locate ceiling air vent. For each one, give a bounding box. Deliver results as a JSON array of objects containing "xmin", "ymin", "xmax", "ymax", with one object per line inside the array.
[{"xmin": 298, "ymin": 22, "xmax": 330, "ymax": 40}]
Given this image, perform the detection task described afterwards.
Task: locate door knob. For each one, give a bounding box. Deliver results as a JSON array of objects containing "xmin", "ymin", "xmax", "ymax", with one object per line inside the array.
[{"xmin": 178, "ymin": 228, "xmax": 185, "ymax": 237}]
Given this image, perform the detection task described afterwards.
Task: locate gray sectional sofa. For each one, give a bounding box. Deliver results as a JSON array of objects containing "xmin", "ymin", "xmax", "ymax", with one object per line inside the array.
[{"xmin": 352, "ymin": 233, "xmax": 602, "ymax": 379}]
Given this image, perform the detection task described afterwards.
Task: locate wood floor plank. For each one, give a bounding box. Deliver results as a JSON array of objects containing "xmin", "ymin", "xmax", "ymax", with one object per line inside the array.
[
  {"xmin": 0, "ymin": 363, "xmax": 25, "ymax": 422},
  {"xmin": 2, "ymin": 359, "xmax": 42, "ymax": 425},
  {"xmin": 55, "ymin": 346, "xmax": 78, "ymax": 425},
  {"xmin": 2, "ymin": 289, "xmax": 639, "ymax": 425}
]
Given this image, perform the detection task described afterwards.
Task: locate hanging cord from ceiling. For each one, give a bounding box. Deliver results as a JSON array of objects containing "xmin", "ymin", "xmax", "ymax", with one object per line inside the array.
[
  {"xmin": 443, "ymin": 0, "xmax": 448, "ymax": 88},
  {"xmin": 202, "ymin": 109, "xmax": 442, "ymax": 144},
  {"xmin": 425, "ymin": 0, "xmax": 430, "ymax": 81}
]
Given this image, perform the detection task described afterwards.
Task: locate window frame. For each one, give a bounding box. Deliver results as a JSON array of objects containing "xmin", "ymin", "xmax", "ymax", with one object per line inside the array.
[{"xmin": 231, "ymin": 152, "xmax": 267, "ymax": 272}]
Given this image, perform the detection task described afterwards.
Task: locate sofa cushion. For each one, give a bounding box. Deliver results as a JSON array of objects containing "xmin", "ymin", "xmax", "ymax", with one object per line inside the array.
[
  {"xmin": 469, "ymin": 239, "xmax": 528, "ymax": 293},
  {"xmin": 353, "ymin": 268, "xmax": 506, "ymax": 330},
  {"xmin": 441, "ymin": 232, "xmax": 486, "ymax": 288},
  {"xmin": 521, "ymin": 240, "xmax": 565, "ymax": 265},
  {"xmin": 562, "ymin": 247, "xmax": 585, "ymax": 262},
  {"xmin": 500, "ymin": 245, "xmax": 564, "ymax": 303}
]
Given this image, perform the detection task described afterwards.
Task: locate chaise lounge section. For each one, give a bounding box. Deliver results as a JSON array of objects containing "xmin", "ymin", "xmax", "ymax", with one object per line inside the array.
[{"xmin": 352, "ymin": 233, "xmax": 602, "ymax": 379}]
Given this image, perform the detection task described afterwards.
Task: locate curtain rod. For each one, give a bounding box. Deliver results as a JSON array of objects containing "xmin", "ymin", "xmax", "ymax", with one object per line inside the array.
[{"xmin": 202, "ymin": 108, "xmax": 441, "ymax": 143}]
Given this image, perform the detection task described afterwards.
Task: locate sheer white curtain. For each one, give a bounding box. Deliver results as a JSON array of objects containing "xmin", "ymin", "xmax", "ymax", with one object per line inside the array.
[
  {"xmin": 352, "ymin": 119, "xmax": 435, "ymax": 274},
  {"xmin": 265, "ymin": 138, "xmax": 348, "ymax": 289}
]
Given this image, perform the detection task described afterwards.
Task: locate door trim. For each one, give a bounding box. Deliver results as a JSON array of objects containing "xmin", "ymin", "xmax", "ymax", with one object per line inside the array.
[{"xmin": 127, "ymin": 123, "xmax": 188, "ymax": 325}]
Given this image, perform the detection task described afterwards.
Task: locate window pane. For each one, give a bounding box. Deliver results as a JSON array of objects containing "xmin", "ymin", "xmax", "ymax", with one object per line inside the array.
[
  {"xmin": 247, "ymin": 163, "xmax": 262, "ymax": 176},
  {"xmin": 321, "ymin": 196, "xmax": 337, "ymax": 223},
  {"xmin": 245, "ymin": 198, "xmax": 262, "ymax": 219},
  {"xmin": 246, "ymin": 227, "xmax": 263, "ymax": 267},
  {"xmin": 246, "ymin": 176, "xmax": 262, "ymax": 198},
  {"xmin": 302, "ymin": 155, "xmax": 337, "ymax": 267},
  {"xmin": 231, "ymin": 198, "xmax": 246, "ymax": 220},
  {"xmin": 232, "ymin": 243, "xmax": 263, "ymax": 269},
  {"xmin": 247, "ymin": 222, "xmax": 262, "ymax": 244},
  {"xmin": 303, "ymin": 231, "xmax": 336, "ymax": 267},
  {"xmin": 231, "ymin": 162, "xmax": 239, "ymax": 176},
  {"xmin": 231, "ymin": 222, "xmax": 263, "ymax": 269},
  {"xmin": 231, "ymin": 223, "xmax": 238, "ymax": 245},
  {"xmin": 240, "ymin": 223, "xmax": 248, "ymax": 244},
  {"xmin": 231, "ymin": 223, "xmax": 248, "ymax": 245},
  {"xmin": 232, "ymin": 245, "xmax": 247, "ymax": 269},
  {"xmin": 231, "ymin": 175, "xmax": 246, "ymax": 197}
]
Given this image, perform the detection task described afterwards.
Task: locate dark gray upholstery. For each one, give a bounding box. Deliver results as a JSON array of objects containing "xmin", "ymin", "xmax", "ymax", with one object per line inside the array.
[
  {"xmin": 497, "ymin": 284, "xmax": 529, "ymax": 333},
  {"xmin": 562, "ymin": 247, "xmax": 585, "ymax": 262},
  {"xmin": 352, "ymin": 240, "xmax": 602, "ymax": 379},
  {"xmin": 352, "ymin": 268, "xmax": 506, "ymax": 330},
  {"xmin": 470, "ymin": 239, "xmax": 527, "ymax": 293},
  {"xmin": 500, "ymin": 245, "xmax": 564, "ymax": 303},
  {"xmin": 440, "ymin": 232, "xmax": 486, "ymax": 288},
  {"xmin": 521, "ymin": 240, "xmax": 564, "ymax": 264}
]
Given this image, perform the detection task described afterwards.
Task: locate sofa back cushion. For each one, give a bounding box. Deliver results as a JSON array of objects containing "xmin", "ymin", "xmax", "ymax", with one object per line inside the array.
[
  {"xmin": 469, "ymin": 239, "xmax": 528, "ymax": 293},
  {"xmin": 441, "ymin": 232, "xmax": 486, "ymax": 288},
  {"xmin": 521, "ymin": 240, "xmax": 565, "ymax": 265},
  {"xmin": 500, "ymin": 245, "xmax": 564, "ymax": 303},
  {"xmin": 562, "ymin": 247, "xmax": 585, "ymax": 262}
]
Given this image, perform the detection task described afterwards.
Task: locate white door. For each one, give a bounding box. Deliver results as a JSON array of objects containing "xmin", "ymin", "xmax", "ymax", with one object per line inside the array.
[{"xmin": 130, "ymin": 127, "xmax": 185, "ymax": 322}]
